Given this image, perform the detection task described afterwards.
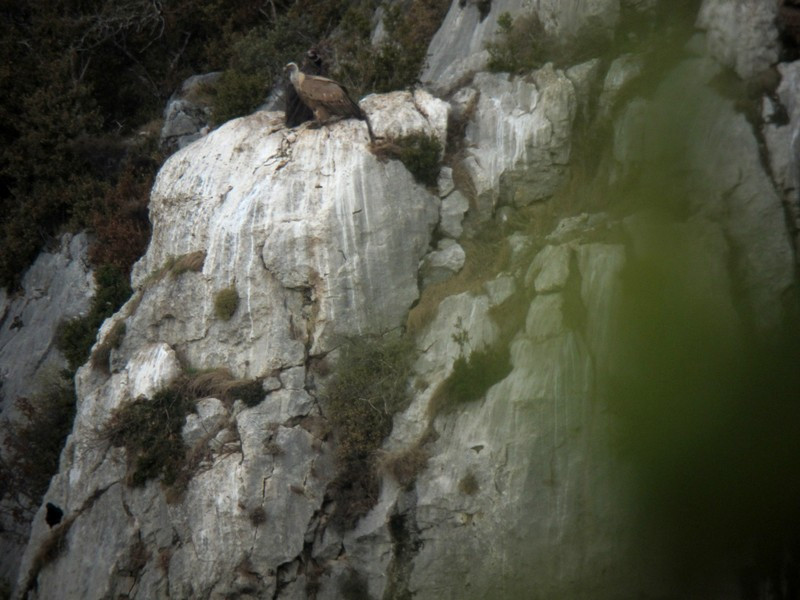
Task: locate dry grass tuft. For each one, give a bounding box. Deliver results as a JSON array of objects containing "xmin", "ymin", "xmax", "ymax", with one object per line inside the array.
[
  {"xmin": 167, "ymin": 250, "xmax": 206, "ymax": 277},
  {"xmin": 379, "ymin": 443, "xmax": 430, "ymax": 489},
  {"xmin": 179, "ymin": 368, "xmax": 264, "ymax": 407}
]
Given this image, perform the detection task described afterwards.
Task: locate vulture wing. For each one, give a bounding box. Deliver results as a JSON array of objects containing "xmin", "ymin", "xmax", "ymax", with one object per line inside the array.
[{"xmin": 301, "ymin": 75, "xmax": 362, "ymax": 118}]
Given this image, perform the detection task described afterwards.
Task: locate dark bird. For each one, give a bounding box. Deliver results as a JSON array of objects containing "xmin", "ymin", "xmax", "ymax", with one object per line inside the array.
[
  {"xmin": 284, "ymin": 49, "xmax": 324, "ymax": 127},
  {"xmin": 45, "ymin": 502, "xmax": 63, "ymax": 528}
]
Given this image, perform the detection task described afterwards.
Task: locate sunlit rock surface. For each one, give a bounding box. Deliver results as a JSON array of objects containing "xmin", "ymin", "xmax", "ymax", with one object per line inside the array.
[{"xmin": 130, "ymin": 110, "xmax": 439, "ymax": 376}]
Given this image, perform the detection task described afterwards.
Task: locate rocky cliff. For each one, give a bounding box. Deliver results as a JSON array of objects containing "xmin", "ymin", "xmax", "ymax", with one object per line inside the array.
[{"xmin": 5, "ymin": 0, "xmax": 800, "ymax": 598}]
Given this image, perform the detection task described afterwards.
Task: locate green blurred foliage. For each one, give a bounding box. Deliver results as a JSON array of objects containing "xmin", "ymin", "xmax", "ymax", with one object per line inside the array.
[{"xmin": 610, "ymin": 232, "xmax": 800, "ymax": 586}]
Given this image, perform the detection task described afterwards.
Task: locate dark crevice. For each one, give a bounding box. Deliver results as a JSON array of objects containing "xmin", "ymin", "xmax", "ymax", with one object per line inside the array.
[{"xmin": 382, "ymin": 492, "xmax": 422, "ymax": 600}]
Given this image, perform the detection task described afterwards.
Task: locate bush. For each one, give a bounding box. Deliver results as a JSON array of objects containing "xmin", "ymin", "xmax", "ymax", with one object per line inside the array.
[
  {"xmin": 372, "ymin": 133, "xmax": 443, "ymax": 186},
  {"xmin": 429, "ymin": 344, "xmax": 512, "ymax": 416},
  {"xmin": 87, "ymin": 158, "xmax": 155, "ymax": 278},
  {"xmin": 56, "ymin": 265, "xmax": 133, "ymax": 371},
  {"xmin": 380, "ymin": 443, "xmax": 430, "ymax": 489},
  {"xmin": 486, "ymin": 12, "xmax": 548, "ymax": 73},
  {"xmin": 212, "ymin": 69, "xmax": 268, "ymax": 125},
  {"xmin": 325, "ymin": 334, "xmax": 414, "ymax": 529},
  {"xmin": 104, "ymin": 388, "xmax": 194, "ymax": 487},
  {"xmin": 166, "ymin": 251, "xmax": 206, "ymax": 278},
  {"xmin": 104, "ymin": 367, "xmax": 264, "ymax": 490},
  {"xmin": 211, "ymin": 15, "xmax": 317, "ymax": 124},
  {"xmin": 178, "ymin": 368, "xmax": 263, "ymax": 407},
  {"xmin": 486, "ymin": 11, "xmax": 610, "ymax": 73},
  {"xmin": 333, "ymin": 0, "xmax": 450, "ymax": 96},
  {"xmin": 0, "ymin": 371, "xmax": 76, "ymax": 528},
  {"xmin": 214, "ymin": 286, "xmax": 240, "ymax": 321}
]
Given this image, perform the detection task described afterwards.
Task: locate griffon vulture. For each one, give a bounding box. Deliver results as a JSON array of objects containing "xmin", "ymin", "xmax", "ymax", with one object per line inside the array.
[{"xmin": 284, "ymin": 62, "xmax": 364, "ymax": 126}]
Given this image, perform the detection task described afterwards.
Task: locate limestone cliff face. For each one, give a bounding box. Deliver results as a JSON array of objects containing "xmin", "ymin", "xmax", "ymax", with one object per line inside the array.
[
  {"xmin": 8, "ymin": 0, "xmax": 800, "ymax": 598},
  {"xmin": 0, "ymin": 233, "xmax": 94, "ymax": 586}
]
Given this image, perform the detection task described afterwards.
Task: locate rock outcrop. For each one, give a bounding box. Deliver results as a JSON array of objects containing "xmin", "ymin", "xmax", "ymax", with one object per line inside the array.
[
  {"xmin": 421, "ymin": 0, "xmax": 620, "ymax": 95},
  {"xmin": 696, "ymin": 0, "xmax": 780, "ymax": 79},
  {"xmin": 13, "ymin": 94, "xmax": 446, "ymax": 599}
]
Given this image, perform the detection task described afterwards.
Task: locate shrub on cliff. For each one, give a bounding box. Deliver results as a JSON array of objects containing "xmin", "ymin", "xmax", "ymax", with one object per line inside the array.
[
  {"xmin": 56, "ymin": 265, "xmax": 133, "ymax": 371},
  {"xmin": 105, "ymin": 388, "xmax": 193, "ymax": 487},
  {"xmin": 332, "ymin": 0, "xmax": 450, "ymax": 96},
  {"xmin": 486, "ymin": 11, "xmax": 610, "ymax": 74},
  {"xmin": 372, "ymin": 133, "xmax": 443, "ymax": 186},
  {"xmin": 214, "ymin": 286, "xmax": 240, "ymax": 321},
  {"xmin": 324, "ymin": 334, "xmax": 414, "ymax": 529},
  {"xmin": 103, "ymin": 368, "xmax": 263, "ymax": 492},
  {"xmin": 0, "ymin": 370, "xmax": 76, "ymax": 529},
  {"xmin": 429, "ymin": 343, "xmax": 512, "ymax": 416}
]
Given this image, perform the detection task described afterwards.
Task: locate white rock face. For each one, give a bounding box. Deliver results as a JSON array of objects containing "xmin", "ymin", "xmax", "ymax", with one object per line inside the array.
[
  {"xmin": 460, "ymin": 65, "xmax": 577, "ymax": 216},
  {"xmin": 361, "ymin": 89, "xmax": 449, "ymax": 148},
  {"xmin": 764, "ymin": 60, "xmax": 800, "ymax": 254},
  {"xmin": 130, "ymin": 110, "xmax": 440, "ymax": 377},
  {"xmin": 419, "ymin": 239, "xmax": 466, "ymax": 287},
  {"xmin": 14, "ymin": 98, "xmax": 441, "ymax": 599},
  {"xmin": 696, "ymin": 0, "xmax": 779, "ymax": 79},
  {"xmin": 422, "ymin": 0, "xmax": 620, "ymax": 95},
  {"xmin": 0, "ymin": 232, "xmax": 94, "ymax": 586},
  {"xmin": 0, "ymin": 233, "xmax": 94, "ymax": 407}
]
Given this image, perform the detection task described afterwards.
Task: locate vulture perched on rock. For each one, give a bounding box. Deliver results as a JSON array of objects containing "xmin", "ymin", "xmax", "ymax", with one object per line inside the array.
[{"xmin": 284, "ymin": 62, "xmax": 364, "ymax": 126}]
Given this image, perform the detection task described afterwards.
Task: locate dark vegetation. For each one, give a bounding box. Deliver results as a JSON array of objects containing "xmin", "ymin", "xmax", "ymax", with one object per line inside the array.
[
  {"xmin": 0, "ymin": 371, "xmax": 76, "ymax": 538},
  {"xmin": 104, "ymin": 367, "xmax": 264, "ymax": 494},
  {"xmin": 105, "ymin": 387, "xmax": 195, "ymax": 488},
  {"xmin": 486, "ymin": 1, "xmax": 703, "ymax": 76},
  {"xmin": 380, "ymin": 443, "xmax": 430, "ymax": 490},
  {"xmin": 372, "ymin": 133, "xmax": 444, "ymax": 186},
  {"xmin": 55, "ymin": 265, "xmax": 132, "ymax": 372},
  {"xmin": 324, "ymin": 334, "xmax": 414, "ymax": 530},
  {"xmin": 428, "ymin": 342, "xmax": 512, "ymax": 416},
  {"xmin": 486, "ymin": 12, "xmax": 609, "ymax": 74},
  {"xmin": 0, "ymin": 0, "xmax": 449, "ymax": 291}
]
